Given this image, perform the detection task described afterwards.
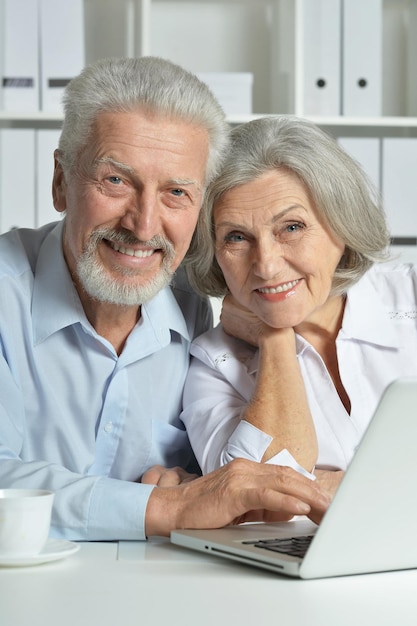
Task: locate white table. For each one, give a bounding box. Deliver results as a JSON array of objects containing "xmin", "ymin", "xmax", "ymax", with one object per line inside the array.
[{"xmin": 1, "ymin": 537, "xmax": 417, "ymax": 626}]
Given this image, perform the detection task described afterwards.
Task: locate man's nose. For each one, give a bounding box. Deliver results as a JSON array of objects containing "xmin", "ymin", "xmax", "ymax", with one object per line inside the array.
[{"xmin": 120, "ymin": 191, "xmax": 161, "ymax": 241}]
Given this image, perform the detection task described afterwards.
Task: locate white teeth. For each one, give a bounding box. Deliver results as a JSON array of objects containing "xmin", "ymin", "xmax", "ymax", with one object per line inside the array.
[
  {"xmin": 110, "ymin": 241, "xmax": 154, "ymax": 258},
  {"xmin": 258, "ymin": 279, "xmax": 299, "ymax": 294}
]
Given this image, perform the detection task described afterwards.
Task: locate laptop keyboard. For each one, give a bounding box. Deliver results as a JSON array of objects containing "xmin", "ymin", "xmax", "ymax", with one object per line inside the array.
[{"xmin": 242, "ymin": 534, "xmax": 314, "ymax": 558}]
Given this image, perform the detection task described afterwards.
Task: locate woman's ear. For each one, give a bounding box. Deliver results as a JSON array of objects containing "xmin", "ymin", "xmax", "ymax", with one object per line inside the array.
[{"xmin": 52, "ymin": 150, "xmax": 67, "ymax": 213}]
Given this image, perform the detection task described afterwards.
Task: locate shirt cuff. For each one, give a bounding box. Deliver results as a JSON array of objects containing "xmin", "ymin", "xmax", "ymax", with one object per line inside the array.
[
  {"xmin": 222, "ymin": 420, "xmax": 273, "ymax": 463},
  {"xmin": 86, "ymin": 477, "xmax": 155, "ymax": 540},
  {"xmin": 265, "ymin": 448, "xmax": 316, "ymax": 480},
  {"xmin": 226, "ymin": 420, "xmax": 315, "ymax": 480}
]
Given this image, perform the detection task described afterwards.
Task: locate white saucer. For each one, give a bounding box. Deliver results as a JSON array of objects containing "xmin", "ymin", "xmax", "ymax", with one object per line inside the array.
[{"xmin": 0, "ymin": 539, "xmax": 80, "ymax": 567}]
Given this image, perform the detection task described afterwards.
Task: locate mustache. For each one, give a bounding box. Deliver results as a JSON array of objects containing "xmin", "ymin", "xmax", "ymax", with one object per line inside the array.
[{"xmin": 89, "ymin": 227, "xmax": 175, "ymax": 256}]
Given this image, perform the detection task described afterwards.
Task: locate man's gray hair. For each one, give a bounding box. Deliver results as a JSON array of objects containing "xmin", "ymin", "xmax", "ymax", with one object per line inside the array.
[
  {"xmin": 185, "ymin": 115, "xmax": 391, "ymax": 297},
  {"xmin": 58, "ymin": 56, "xmax": 229, "ymax": 186}
]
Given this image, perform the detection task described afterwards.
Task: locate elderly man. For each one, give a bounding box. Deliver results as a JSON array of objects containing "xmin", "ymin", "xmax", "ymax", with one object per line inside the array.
[{"xmin": 0, "ymin": 57, "xmax": 328, "ymax": 540}]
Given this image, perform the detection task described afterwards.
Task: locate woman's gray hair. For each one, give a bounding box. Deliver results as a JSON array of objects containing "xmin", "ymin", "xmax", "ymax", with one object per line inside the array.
[
  {"xmin": 185, "ymin": 115, "xmax": 391, "ymax": 297},
  {"xmin": 57, "ymin": 56, "xmax": 229, "ymax": 185}
]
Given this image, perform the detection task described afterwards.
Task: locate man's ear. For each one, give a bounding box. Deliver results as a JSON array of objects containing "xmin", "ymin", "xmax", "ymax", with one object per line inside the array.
[{"xmin": 52, "ymin": 150, "xmax": 67, "ymax": 213}]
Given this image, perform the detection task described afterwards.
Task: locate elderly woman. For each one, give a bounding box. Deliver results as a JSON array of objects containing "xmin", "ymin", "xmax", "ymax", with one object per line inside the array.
[{"xmin": 181, "ymin": 115, "xmax": 417, "ymax": 496}]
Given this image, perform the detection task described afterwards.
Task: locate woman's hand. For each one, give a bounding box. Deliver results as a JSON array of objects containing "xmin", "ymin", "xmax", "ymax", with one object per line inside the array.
[
  {"xmin": 220, "ymin": 294, "xmax": 270, "ymax": 347},
  {"xmin": 220, "ymin": 295, "xmax": 318, "ymax": 472}
]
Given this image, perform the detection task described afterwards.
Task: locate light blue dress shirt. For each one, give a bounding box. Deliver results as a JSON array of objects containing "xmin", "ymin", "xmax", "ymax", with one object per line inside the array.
[{"xmin": 0, "ymin": 222, "xmax": 212, "ymax": 540}]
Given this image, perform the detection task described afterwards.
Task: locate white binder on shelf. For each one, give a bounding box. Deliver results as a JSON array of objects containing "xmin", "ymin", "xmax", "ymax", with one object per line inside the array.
[
  {"xmin": 337, "ymin": 137, "xmax": 381, "ymax": 194},
  {"xmin": 382, "ymin": 138, "xmax": 417, "ymax": 250},
  {"xmin": 300, "ymin": 0, "xmax": 342, "ymax": 116},
  {"xmin": 0, "ymin": 129, "xmax": 36, "ymax": 232},
  {"xmin": 197, "ymin": 73, "xmax": 253, "ymax": 116},
  {"xmin": 36, "ymin": 129, "xmax": 62, "ymax": 228},
  {"xmin": 39, "ymin": 0, "xmax": 85, "ymax": 113},
  {"xmin": 270, "ymin": 0, "xmax": 296, "ymax": 114},
  {"xmin": 0, "ymin": 0, "xmax": 39, "ymax": 111},
  {"xmin": 342, "ymin": 0, "xmax": 382, "ymax": 116},
  {"xmin": 407, "ymin": 1, "xmax": 417, "ymax": 116}
]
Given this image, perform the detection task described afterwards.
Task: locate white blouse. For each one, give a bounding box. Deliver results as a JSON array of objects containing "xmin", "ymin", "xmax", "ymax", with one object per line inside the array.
[{"xmin": 181, "ymin": 263, "xmax": 417, "ymax": 474}]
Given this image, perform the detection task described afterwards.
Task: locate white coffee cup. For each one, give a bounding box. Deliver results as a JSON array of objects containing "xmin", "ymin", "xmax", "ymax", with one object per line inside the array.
[{"xmin": 0, "ymin": 489, "xmax": 55, "ymax": 557}]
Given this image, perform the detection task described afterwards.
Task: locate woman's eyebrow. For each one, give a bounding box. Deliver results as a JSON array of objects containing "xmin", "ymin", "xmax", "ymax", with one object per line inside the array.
[
  {"xmin": 216, "ymin": 205, "xmax": 308, "ymax": 229},
  {"xmin": 270, "ymin": 205, "xmax": 308, "ymax": 223}
]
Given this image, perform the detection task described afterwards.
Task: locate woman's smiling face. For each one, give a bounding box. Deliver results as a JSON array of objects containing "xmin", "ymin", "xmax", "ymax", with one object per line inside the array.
[{"xmin": 214, "ymin": 168, "xmax": 346, "ymax": 330}]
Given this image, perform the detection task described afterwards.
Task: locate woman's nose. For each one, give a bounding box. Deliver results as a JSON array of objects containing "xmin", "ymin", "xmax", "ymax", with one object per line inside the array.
[{"xmin": 252, "ymin": 240, "xmax": 285, "ymax": 280}]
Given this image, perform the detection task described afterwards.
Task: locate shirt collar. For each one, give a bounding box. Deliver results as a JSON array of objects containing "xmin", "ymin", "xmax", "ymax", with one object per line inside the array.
[
  {"xmin": 32, "ymin": 221, "xmax": 190, "ymax": 345},
  {"xmin": 32, "ymin": 222, "xmax": 85, "ymax": 344},
  {"xmin": 141, "ymin": 283, "xmax": 191, "ymax": 343},
  {"xmin": 340, "ymin": 271, "xmax": 400, "ymax": 348}
]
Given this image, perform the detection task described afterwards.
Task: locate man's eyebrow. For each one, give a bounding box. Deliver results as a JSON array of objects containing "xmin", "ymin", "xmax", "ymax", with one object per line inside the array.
[
  {"xmin": 94, "ymin": 159, "xmax": 202, "ymax": 191},
  {"xmin": 170, "ymin": 178, "xmax": 202, "ymax": 191},
  {"xmin": 95, "ymin": 157, "xmax": 134, "ymax": 174}
]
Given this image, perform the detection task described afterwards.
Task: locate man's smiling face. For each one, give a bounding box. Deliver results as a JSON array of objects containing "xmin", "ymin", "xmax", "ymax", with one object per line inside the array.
[{"xmin": 53, "ymin": 110, "xmax": 209, "ymax": 306}]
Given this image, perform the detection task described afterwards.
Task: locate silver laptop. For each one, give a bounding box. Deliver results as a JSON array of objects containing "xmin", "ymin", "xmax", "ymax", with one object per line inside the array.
[{"xmin": 171, "ymin": 377, "xmax": 417, "ymax": 579}]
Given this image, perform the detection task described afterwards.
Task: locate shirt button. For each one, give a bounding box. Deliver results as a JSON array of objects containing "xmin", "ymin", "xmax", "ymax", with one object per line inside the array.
[{"xmin": 104, "ymin": 422, "xmax": 113, "ymax": 433}]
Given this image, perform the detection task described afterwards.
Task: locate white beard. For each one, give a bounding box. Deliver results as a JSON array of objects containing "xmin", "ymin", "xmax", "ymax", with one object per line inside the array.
[{"xmin": 76, "ymin": 228, "xmax": 176, "ymax": 305}]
